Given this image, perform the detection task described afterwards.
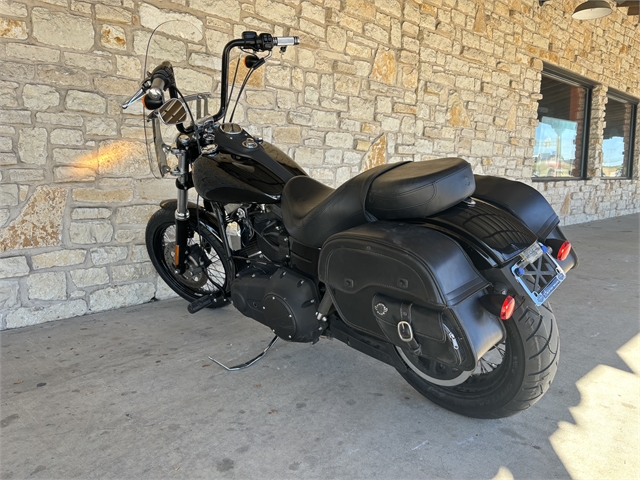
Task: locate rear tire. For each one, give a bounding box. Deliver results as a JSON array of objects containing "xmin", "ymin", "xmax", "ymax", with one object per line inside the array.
[
  {"xmin": 397, "ymin": 297, "xmax": 559, "ymax": 418},
  {"xmin": 146, "ymin": 208, "xmax": 232, "ymax": 306}
]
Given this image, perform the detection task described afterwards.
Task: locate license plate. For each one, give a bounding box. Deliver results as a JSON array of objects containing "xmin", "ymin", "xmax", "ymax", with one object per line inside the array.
[{"xmin": 511, "ymin": 243, "xmax": 566, "ymax": 306}]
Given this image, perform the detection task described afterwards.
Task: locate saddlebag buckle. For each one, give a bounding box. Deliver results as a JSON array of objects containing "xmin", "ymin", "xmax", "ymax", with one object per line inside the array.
[
  {"xmin": 397, "ymin": 320, "xmax": 413, "ymax": 342},
  {"xmin": 397, "ymin": 320, "xmax": 422, "ymax": 355}
]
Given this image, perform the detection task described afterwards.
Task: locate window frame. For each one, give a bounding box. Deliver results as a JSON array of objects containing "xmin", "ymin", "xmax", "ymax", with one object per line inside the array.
[
  {"xmin": 533, "ymin": 65, "xmax": 595, "ymax": 182},
  {"xmin": 603, "ymin": 89, "xmax": 638, "ymax": 180}
]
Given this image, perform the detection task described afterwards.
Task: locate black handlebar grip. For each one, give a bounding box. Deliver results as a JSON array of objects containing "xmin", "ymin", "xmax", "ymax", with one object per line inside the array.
[
  {"xmin": 150, "ymin": 62, "xmax": 174, "ymax": 89},
  {"xmin": 150, "ymin": 76, "xmax": 167, "ymax": 92},
  {"xmin": 143, "ymin": 61, "xmax": 175, "ymax": 110}
]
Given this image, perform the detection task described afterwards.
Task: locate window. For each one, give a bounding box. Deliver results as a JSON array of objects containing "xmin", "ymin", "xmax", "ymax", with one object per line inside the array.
[
  {"xmin": 533, "ymin": 69, "xmax": 592, "ymax": 179},
  {"xmin": 602, "ymin": 91, "xmax": 637, "ymax": 178}
]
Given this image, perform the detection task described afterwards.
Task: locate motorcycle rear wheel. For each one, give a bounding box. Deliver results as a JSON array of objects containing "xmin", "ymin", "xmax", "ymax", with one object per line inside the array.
[
  {"xmin": 397, "ymin": 297, "xmax": 559, "ymax": 418},
  {"xmin": 146, "ymin": 208, "xmax": 232, "ymax": 306}
]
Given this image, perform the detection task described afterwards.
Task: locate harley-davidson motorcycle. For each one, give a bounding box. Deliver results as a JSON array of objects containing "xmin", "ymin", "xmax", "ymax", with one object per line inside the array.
[{"xmin": 122, "ymin": 30, "xmax": 578, "ymax": 418}]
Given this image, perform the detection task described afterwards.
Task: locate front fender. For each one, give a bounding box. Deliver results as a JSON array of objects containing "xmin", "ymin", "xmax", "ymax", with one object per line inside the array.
[{"xmin": 158, "ymin": 199, "xmax": 223, "ymax": 242}]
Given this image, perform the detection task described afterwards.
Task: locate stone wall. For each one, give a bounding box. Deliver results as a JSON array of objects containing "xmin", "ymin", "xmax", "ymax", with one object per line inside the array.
[{"xmin": 1, "ymin": 0, "xmax": 639, "ymax": 329}]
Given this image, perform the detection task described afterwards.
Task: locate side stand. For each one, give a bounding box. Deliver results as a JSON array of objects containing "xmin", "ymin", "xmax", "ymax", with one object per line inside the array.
[{"xmin": 208, "ymin": 336, "xmax": 278, "ymax": 371}]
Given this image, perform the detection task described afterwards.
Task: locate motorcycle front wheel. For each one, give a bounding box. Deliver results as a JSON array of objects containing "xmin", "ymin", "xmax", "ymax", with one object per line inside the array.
[
  {"xmin": 397, "ymin": 296, "xmax": 559, "ymax": 419},
  {"xmin": 146, "ymin": 208, "xmax": 232, "ymax": 306}
]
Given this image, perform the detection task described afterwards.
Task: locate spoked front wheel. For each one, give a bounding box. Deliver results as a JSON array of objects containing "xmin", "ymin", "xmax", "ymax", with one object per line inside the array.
[
  {"xmin": 397, "ymin": 297, "xmax": 559, "ymax": 418},
  {"xmin": 146, "ymin": 208, "xmax": 232, "ymax": 306}
]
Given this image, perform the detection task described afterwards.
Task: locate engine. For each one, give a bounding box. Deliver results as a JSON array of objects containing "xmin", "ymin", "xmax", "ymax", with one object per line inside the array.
[{"xmin": 230, "ymin": 267, "xmax": 324, "ymax": 343}]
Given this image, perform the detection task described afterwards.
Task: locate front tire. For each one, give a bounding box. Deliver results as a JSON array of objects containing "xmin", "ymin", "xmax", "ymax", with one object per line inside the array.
[
  {"xmin": 146, "ymin": 208, "xmax": 232, "ymax": 306},
  {"xmin": 397, "ymin": 297, "xmax": 559, "ymax": 418}
]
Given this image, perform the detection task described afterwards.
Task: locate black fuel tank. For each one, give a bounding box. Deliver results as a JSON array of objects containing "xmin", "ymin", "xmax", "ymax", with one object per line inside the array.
[{"xmin": 192, "ymin": 136, "xmax": 307, "ymax": 204}]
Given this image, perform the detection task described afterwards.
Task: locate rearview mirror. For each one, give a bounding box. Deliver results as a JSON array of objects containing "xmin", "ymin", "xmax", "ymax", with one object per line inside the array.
[{"xmin": 156, "ymin": 98, "xmax": 188, "ymax": 125}]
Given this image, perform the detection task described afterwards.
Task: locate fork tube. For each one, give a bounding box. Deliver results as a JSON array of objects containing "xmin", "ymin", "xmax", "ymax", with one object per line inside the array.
[{"xmin": 174, "ymin": 151, "xmax": 190, "ymax": 274}]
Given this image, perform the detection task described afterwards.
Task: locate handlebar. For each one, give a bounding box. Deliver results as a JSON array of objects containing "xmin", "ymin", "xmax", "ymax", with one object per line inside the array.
[
  {"xmin": 236, "ymin": 31, "xmax": 299, "ymax": 51},
  {"xmin": 210, "ymin": 32, "xmax": 299, "ymax": 122},
  {"xmin": 121, "ymin": 61, "xmax": 175, "ymax": 110},
  {"xmin": 144, "ymin": 61, "xmax": 174, "ymax": 110},
  {"xmin": 274, "ymin": 36, "xmax": 299, "ymax": 47},
  {"xmin": 123, "ymin": 31, "xmax": 298, "ymax": 117},
  {"xmin": 150, "ymin": 76, "xmax": 166, "ymax": 92}
]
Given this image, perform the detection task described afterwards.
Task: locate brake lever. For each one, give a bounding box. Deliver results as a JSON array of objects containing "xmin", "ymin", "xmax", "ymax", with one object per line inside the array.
[{"xmin": 121, "ymin": 79, "xmax": 151, "ymax": 109}]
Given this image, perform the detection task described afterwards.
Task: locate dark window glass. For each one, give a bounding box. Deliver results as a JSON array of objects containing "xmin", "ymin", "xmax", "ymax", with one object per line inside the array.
[
  {"xmin": 602, "ymin": 95, "xmax": 636, "ymax": 178},
  {"xmin": 534, "ymin": 74, "xmax": 589, "ymax": 179}
]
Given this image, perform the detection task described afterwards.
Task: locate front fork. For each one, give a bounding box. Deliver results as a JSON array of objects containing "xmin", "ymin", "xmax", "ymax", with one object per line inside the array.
[
  {"xmin": 174, "ymin": 150, "xmax": 190, "ymax": 274},
  {"xmin": 172, "ymin": 148, "xmax": 233, "ymax": 277}
]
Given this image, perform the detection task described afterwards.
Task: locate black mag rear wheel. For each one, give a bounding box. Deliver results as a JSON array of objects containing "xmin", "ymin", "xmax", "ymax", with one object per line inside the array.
[
  {"xmin": 397, "ymin": 296, "xmax": 559, "ymax": 419},
  {"xmin": 146, "ymin": 208, "xmax": 232, "ymax": 306}
]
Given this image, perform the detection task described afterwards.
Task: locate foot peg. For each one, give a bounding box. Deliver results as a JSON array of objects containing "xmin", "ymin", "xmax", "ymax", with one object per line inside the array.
[
  {"xmin": 209, "ymin": 335, "xmax": 278, "ymax": 371},
  {"xmin": 187, "ymin": 292, "xmax": 224, "ymax": 314}
]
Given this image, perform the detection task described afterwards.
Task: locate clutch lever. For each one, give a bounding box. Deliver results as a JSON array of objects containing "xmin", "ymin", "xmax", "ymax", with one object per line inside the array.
[{"xmin": 121, "ymin": 79, "xmax": 151, "ymax": 109}]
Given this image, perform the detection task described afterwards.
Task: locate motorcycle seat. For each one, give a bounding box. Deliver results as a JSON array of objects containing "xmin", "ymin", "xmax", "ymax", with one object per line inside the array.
[
  {"xmin": 366, "ymin": 158, "xmax": 475, "ymax": 220},
  {"xmin": 281, "ymin": 158, "xmax": 474, "ymax": 248},
  {"xmin": 281, "ymin": 163, "xmax": 403, "ymax": 248}
]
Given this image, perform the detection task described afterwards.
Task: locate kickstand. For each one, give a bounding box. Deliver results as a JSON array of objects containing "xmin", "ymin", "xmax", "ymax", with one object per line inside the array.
[{"xmin": 208, "ymin": 335, "xmax": 278, "ymax": 371}]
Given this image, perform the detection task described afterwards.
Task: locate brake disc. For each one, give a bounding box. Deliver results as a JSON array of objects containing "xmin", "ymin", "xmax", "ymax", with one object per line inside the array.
[{"xmin": 164, "ymin": 242, "xmax": 208, "ymax": 289}]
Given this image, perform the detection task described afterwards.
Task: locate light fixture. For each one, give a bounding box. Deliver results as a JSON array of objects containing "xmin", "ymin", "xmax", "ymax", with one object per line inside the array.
[
  {"xmin": 556, "ymin": 241, "xmax": 572, "ymax": 261},
  {"xmin": 572, "ymin": 0, "xmax": 613, "ymax": 19}
]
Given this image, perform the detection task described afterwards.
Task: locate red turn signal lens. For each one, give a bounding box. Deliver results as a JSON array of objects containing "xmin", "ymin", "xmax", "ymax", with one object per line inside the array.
[
  {"xmin": 500, "ymin": 296, "xmax": 515, "ymax": 320},
  {"xmin": 557, "ymin": 241, "xmax": 572, "ymax": 262}
]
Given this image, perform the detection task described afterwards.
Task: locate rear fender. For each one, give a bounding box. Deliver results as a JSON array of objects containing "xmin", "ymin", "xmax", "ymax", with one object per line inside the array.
[
  {"xmin": 419, "ymin": 200, "xmax": 573, "ymax": 304},
  {"xmin": 419, "ymin": 199, "xmax": 538, "ymax": 270},
  {"xmin": 472, "ymin": 175, "xmax": 577, "ymax": 273},
  {"xmin": 473, "ymin": 175, "xmax": 559, "ymax": 239}
]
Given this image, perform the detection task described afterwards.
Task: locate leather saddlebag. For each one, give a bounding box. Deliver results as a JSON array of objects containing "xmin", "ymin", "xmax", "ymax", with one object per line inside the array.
[{"xmin": 319, "ymin": 222, "xmax": 505, "ymax": 371}]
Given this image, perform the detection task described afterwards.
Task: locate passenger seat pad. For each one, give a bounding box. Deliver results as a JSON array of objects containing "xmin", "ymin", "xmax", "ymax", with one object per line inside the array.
[{"xmin": 366, "ymin": 158, "xmax": 475, "ymax": 220}]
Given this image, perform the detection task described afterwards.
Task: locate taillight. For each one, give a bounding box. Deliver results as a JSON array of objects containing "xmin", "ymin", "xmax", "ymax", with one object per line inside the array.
[
  {"xmin": 557, "ymin": 241, "xmax": 571, "ymax": 261},
  {"xmin": 481, "ymin": 294, "xmax": 516, "ymax": 321},
  {"xmin": 500, "ymin": 296, "xmax": 515, "ymax": 320}
]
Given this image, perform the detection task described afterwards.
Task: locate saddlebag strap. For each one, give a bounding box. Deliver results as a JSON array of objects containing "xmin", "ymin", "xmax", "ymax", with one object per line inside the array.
[
  {"xmin": 397, "ymin": 302, "xmax": 421, "ymax": 355},
  {"xmin": 372, "ymin": 294, "xmax": 444, "ymax": 355}
]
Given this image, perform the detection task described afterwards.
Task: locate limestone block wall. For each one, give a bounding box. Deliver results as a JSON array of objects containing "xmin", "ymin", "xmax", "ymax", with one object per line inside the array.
[{"xmin": 0, "ymin": 0, "xmax": 639, "ymax": 329}]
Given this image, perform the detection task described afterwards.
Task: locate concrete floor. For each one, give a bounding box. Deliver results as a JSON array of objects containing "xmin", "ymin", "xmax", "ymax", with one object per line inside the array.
[{"xmin": 1, "ymin": 214, "xmax": 638, "ymax": 480}]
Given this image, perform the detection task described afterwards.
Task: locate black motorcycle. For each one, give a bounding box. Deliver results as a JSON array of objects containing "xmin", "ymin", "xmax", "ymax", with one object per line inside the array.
[{"xmin": 122, "ymin": 31, "xmax": 578, "ymax": 418}]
